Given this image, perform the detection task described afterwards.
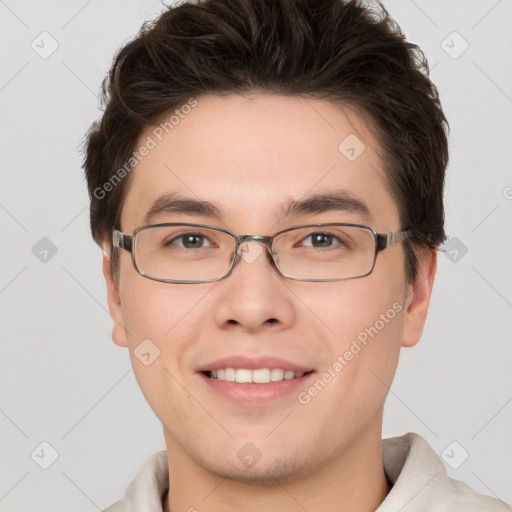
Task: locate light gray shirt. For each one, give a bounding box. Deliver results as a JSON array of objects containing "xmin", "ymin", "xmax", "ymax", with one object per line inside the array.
[{"xmin": 103, "ymin": 432, "xmax": 510, "ymax": 511}]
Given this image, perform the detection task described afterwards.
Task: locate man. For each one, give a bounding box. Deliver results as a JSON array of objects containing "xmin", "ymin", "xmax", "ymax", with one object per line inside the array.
[{"xmin": 83, "ymin": 0, "xmax": 510, "ymax": 510}]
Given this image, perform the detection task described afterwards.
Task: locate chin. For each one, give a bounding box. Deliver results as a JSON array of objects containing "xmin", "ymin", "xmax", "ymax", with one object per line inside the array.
[{"xmin": 192, "ymin": 446, "xmax": 310, "ymax": 485}]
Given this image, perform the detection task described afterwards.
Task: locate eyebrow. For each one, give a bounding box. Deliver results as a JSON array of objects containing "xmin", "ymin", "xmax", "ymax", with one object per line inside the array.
[
  {"xmin": 280, "ymin": 190, "xmax": 371, "ymax": 220},
  {"xmin": 143, "ymin": 190, "xmax": 371, "ymax": 225},
  {"xmin": 144, "ymin": 193, "xmax": 222, "ymax": 225}
]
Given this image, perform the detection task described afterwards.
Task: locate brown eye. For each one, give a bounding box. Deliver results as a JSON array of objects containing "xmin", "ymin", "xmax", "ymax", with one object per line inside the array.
[{"xmin": 166, "ymin": 233, "xmax": 213, "ymax": 249}]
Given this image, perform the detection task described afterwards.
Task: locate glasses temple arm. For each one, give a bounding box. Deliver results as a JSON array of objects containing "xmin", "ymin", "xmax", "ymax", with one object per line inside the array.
[
  {"xmin": 377, "ymin": 230, "xmax": 413, "ymax": 250},
  {"xmin": 112, "ymin": 230, "xmax": 133, "ymax": 252}
]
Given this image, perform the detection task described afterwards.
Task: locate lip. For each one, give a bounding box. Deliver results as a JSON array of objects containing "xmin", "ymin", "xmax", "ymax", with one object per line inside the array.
[
  {"xmin": 198, "ymin": 370, "xmax": 316, "ymax": 406},
  {"xmin": 196, "ymin": 355, "xmax": 314, "ymax": 373}
]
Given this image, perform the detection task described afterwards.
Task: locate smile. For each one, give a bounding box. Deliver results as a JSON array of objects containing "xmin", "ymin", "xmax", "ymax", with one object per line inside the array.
[{"xmin": 204, "ymin": 368, "xmax": 313, "ymax": 383}]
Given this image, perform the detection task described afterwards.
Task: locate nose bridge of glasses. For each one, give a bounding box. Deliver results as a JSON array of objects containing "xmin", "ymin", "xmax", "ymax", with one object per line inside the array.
[
  {"xmin": 234, "ymin": 235, "xmax": 274, "ymax": 265},
  {"xmin": 237, "ymin": 233, "xmax": 270, "ymax": 240},
  {"xmin": 236, "ymin": 234, "xmax": 272, "ymax": 248}
]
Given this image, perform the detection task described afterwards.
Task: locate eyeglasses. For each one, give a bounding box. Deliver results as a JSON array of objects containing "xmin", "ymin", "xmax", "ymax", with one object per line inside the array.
[{"xmin": 112, "ymin": 223, "xmax": 412, "ymax": 284}]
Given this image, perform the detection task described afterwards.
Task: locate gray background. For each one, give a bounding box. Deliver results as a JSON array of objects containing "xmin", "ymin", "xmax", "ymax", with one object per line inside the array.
[{"xmin": 1, "ymin": 0, "xmax": 511, "ymax": 510}]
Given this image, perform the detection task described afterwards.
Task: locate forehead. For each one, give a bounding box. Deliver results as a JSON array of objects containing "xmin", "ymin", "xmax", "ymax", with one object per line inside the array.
[{"xmin": 120, "ymin": 94, "xmax": 399, "ymax": 231}]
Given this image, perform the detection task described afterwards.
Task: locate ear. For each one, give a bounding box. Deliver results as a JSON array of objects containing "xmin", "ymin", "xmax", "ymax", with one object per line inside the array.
[
  {"xmin": 102, "ymin": 245, "xmax": 129, "ymax": 348},
  {"xmin": 401, "ymin": 248, "xmax": 437, "ymax": 348}
]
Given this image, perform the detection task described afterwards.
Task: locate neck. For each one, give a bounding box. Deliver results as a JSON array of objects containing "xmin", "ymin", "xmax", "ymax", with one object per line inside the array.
[{"xmin": 162, "ymin": 424, "xmax": 391, "ymax": 512}]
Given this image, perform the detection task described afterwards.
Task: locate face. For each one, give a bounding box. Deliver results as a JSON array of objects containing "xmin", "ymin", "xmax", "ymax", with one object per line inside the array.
[{"xmin": 103, "ymin": 94, "xmax": 434, "ymax": 483}]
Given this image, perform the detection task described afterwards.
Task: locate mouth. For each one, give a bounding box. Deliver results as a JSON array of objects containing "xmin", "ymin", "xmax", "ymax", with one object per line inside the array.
[
  {"xmin": 201, "ymin": 368, "xmax": 315, "ymax": 384},
  {"xmin": 198, "ymin": 367, "xmax": 316, "ymax": 406},
  {"xmin": 195, "ymin": 355, "xmax": 316, "ymax": 405}
]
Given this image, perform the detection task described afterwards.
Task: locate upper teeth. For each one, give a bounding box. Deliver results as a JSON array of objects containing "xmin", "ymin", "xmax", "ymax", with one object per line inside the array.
[{"xmin": 209, "ymin": 368, "xmax": 305, "ymax": 383}]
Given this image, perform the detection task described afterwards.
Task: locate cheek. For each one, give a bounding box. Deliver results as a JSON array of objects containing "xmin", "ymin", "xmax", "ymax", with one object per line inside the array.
[
  {"xmin": 290, "ymin": 279, "xmax": 405, "ymax": 452},
  {"xmin": 119, "ymin": 274, "xmax": 210, "ymax": 341},
  {"xmin": 117, "ymin": 280, "xmax": 182, "ymax": 400},
  {"xmin": 118, "ymin": 278, "xmax": 218, "ymax": 396},
  {"xmin": 117, "ymin": 279, "xmax": 204, "ymax": 423},
  {"xmin": 307, "ymin": 275, "xmax": 405, "ymax": 343},
  {"xmin": 303, "ymin": 270, "xmax": 407, "ymax": 400}
]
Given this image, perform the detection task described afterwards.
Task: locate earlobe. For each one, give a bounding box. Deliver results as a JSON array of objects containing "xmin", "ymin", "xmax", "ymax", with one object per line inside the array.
[
  {"xmin": 102, "ymin": 246, "xmax": 129, "ymax": 348},
  {"xmin": 401, "ymin": 248, "xmax": 437, "ymax": 348}
]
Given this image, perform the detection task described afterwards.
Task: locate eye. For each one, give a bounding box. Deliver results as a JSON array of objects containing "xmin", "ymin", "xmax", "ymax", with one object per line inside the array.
[
  {"xmin": 166, "ymin": 233, "xmax": 214, "ymax": 249},
  {"xmin": 300, "ymin": 232, "xmax": 344, "ymax": 248}
]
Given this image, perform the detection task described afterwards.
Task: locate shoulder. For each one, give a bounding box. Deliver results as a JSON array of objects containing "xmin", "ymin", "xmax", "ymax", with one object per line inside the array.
[
  {"xmin": 102, "ymin": 500, "xmax": 124, "ymax": 512},
  {"xmin": 101, "ymin": 451, "xmax": 169, "ymax": 512},
  {"xmin": 380, "ymin": 432, "xmax": 511, "ymax": 512}
]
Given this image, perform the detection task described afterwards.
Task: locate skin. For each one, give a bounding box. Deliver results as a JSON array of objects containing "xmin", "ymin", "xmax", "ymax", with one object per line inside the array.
[{"xmin": 102, "ymin": 94, "xmax": 436, "ymax": 512}]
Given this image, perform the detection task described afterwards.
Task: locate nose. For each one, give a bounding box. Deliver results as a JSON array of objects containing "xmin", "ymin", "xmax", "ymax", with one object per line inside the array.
[{"xmin": 212, "ymin": 238, "xmax": 296, "ymax": 332}]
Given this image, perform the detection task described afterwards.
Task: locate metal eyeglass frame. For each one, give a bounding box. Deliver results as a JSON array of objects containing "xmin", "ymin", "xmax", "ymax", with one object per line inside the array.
[{"xmin": 112, "ymin": 222, "xmax": 412, "ymax": 284}]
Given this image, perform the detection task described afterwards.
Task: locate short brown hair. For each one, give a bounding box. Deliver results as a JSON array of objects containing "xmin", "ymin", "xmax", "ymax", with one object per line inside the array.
[{"xmin": 83, "ymin": 0, "xmax": 449, "ymax": 283}]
